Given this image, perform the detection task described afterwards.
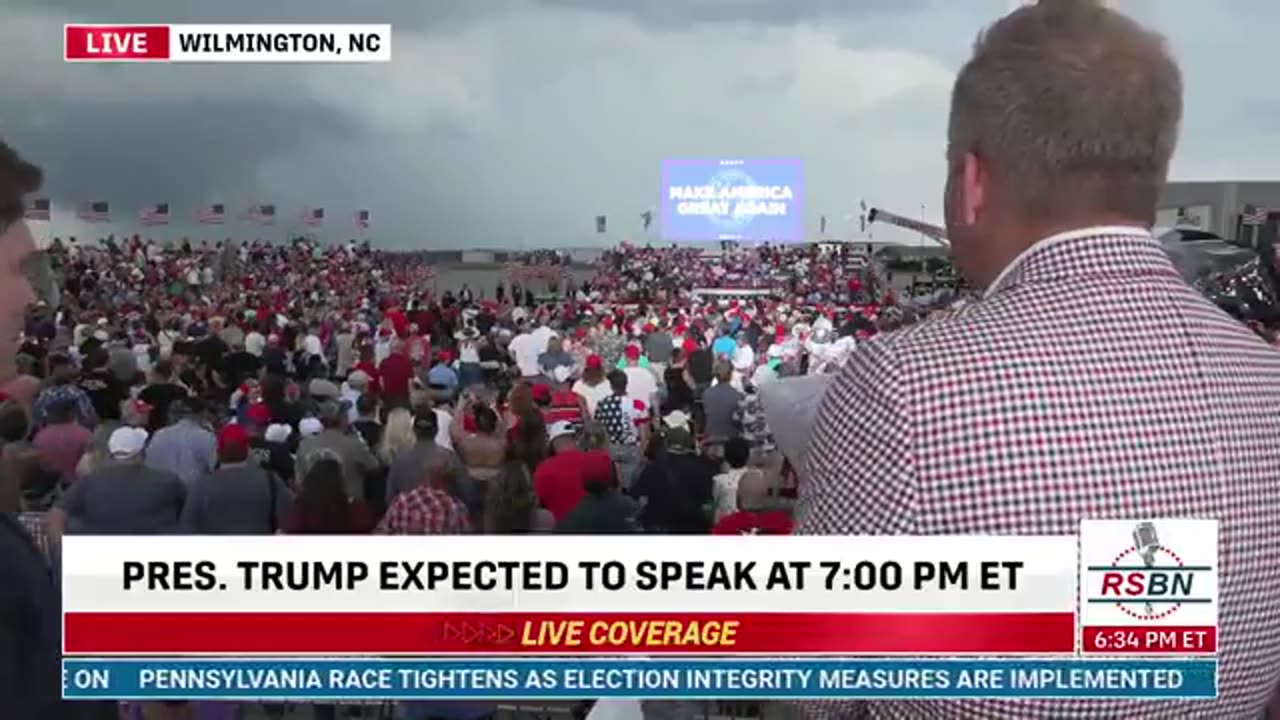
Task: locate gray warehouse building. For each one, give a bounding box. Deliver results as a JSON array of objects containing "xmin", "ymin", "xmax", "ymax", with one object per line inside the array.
[{"xmin": 1158, "ymin": 180, "xmax": 1280, "ymax": 246}]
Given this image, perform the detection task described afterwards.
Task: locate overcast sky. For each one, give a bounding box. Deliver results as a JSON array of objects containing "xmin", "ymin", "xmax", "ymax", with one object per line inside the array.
[{"xmin": 2, "ymin": 0, "xmax": 1277, "ymax": 249}]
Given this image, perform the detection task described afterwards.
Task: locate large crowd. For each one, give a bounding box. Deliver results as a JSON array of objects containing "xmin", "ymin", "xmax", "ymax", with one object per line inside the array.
[{"xmin": 1, "ymin": 231, "xmax": 934, "ymax": 720}]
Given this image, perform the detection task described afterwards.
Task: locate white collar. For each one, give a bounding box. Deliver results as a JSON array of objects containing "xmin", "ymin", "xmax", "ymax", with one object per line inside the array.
[{"xmin": 983, "ymin": 224, "xmax": 1151, "ymax": 298}]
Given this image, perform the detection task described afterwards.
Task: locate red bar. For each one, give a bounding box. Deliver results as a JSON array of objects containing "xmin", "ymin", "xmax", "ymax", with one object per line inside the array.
[
  {"xmin": 65, "ymin": 612, "xmax": 1074, "ymax": 655},
  {"xmin": 1081, "ymin": 625, "xmax": 1216, "ymax": 654},
  {"xmin": 65, "ymin": 25, "xmax": 170, "ymax": 61}
]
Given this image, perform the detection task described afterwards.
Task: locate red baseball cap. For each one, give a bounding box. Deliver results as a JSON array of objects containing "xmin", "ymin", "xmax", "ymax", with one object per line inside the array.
[
  {"xmin": 580, "ymin": 450, "xmax": 616, "ymax": 488},
  {"xmin": 585, "ymin": 354, "xmax": 603, "ymax": 370},
  {"xmin": 624, "ymin": 345, "xmax": 641, "ymax": 360},
  {"xmin": 531, "ymin": 383, "xmax": 552, "ymax": 403},
  {"xmin": 217, "ymin": 423, "xmax": 251, "ymax": 456}
]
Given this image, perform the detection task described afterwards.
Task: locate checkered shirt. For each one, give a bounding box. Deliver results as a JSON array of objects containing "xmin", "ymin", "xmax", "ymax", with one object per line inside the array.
[
  {"xmin": 799, "ymin": 232, "xmax": 1280, "ymax": 719},
  {"xmin": 376, "ymin": 486, "xmax": 471, "ymax": 535}
]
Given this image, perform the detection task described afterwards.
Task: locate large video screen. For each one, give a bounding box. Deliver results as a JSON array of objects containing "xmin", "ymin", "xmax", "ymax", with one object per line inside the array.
[{"xmin": 661, "ymin": 158, "xmax": 803, "ymax": 243}]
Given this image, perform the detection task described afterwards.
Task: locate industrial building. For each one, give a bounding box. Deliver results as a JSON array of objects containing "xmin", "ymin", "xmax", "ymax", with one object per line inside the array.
[{"xmin": 1158, "ymin": 180, "xmax": 1280, "ymax": 247}]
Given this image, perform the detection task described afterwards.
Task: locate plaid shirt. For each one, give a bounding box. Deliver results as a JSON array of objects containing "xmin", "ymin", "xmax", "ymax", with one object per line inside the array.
[
  {"xmin": 800, "ymin": 232, "xmax": 1280, "ymax": 719},
  {"xmin": 377, "ymin": 485, "xmax": 471, "ymax": 535},
  {"xmin": 32, "ymin": 384, "xmax": 98, "ymax": 428}
]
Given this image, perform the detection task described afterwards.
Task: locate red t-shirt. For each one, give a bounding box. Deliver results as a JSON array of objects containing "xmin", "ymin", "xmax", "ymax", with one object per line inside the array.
[
  {"xmin": 378, "ymin": 353, "xmax": 414, "ymax": 399},
  {"xmin": 533, "ymin": 448, "xmax": 587, "ymax": 522},
  {"xmin": 542, "ymin": 391, "xmax": 583, "ymax": 425},
  {"xmin": 712, "ymin": 511, "xmax": 793, "ymax": 535},
  {"xmin": 385, "ymin": 309, "xmax": 408, "ymax": 338}
]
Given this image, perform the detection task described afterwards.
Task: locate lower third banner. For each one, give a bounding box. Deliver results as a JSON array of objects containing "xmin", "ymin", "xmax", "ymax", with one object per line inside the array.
[{"xmin": 62, "ymin": 658, "xmax": 1216, "ymax": 700}]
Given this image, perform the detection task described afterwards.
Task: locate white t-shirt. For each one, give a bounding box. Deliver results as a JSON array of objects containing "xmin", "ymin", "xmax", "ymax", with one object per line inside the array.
[
  {"xmin": 458, "ymin": 339, "xmax": 480, "ymax": 364},
  {"xmin": 572, "ymin": 379, "xmax": 612, "ymax": 416},
  {"xmin": 623, "ymin": 366, "xmax": 659, "ymax": 411},
  {"xmin": 434, "ymin": 408, "xmax": 454, "ymax": 450},
  {"xmin": 509, "ymin": 333, "xmax": 542, "ymax": 377},
  {"xmin": 712, "ymin": 468, "xmax": 748, "ymax": 521},
  {"xmin": 530, "ymin": 325, "xmax": 555, "ymax": 355}
]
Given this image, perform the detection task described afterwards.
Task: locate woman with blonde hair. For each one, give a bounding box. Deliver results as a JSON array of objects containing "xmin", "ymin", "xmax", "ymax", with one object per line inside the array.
[{"xmin": 377, "ymin": 407, "xmax": 416, "ymax": 466}]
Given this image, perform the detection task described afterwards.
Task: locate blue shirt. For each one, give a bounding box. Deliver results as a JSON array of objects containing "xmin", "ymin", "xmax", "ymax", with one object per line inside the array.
[
  {"xmin": 145, "ymin": 419, "xmax": 217, "ymax": 487},
  {"xmin": 427, "ymin": 363, "xmax": 459, "ymax": 390},
  {"xmin": 712, "ymin": 336, "xmax": 736, "ymax": 359}
]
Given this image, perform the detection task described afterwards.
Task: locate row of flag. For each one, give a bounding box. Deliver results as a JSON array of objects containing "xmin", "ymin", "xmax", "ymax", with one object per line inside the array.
[
  {"xmin": 595, "ymin": 211, "xmax": 655, "ymax": 234},
  {"xmin": 23, "ymin": 199, "xmax": 373, "ymax": 231}
]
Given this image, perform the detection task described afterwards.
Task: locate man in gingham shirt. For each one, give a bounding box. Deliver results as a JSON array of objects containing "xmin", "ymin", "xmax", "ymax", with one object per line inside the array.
[{"xmin": 798, "ymin": 2, "xmax": 1280, "ymax": 719}]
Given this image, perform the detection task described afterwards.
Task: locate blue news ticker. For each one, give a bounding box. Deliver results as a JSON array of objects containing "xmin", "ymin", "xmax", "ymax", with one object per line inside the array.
[{"xmin": 63, "ymin": 658, "xmax": 1217, "ymax": 700}]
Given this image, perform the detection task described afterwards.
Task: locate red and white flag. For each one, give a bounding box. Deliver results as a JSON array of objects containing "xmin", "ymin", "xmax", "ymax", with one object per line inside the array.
[
  {"xmin": 138, "ymin": 202, "xmax": 170, "ymax": 226},
  {"xmin": 24, "ymin": 198, "xmax": 51, "ymax": 221},
  {"xmin": 76, "ymin": 201, "xmax": 111, "ymax": 223},
  {"xmin": 195, "ymin": 203, "xmax": 226, "ymax": 224},
  {"xmin": 300, "ymin": 207, "xmax": 325, "ymax": 227},
  {"xmin": 241, "ymin": 203, "xmax": 276, "ymax": 225}
]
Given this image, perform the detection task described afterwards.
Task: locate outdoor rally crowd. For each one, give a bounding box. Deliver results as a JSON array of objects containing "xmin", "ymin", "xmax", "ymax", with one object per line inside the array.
[
  {"xmin": 14, "ymin": 2, "xmax": 1280, "ymax": 719},
  {"xmin": 1, "ymin": 231, "xmax": 915, "ymax": 719}
]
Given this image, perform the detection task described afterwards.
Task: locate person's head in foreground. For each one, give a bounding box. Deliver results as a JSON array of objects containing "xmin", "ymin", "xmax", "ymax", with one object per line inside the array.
[
  {"xmin": 107, "ymin": 427, "xmax": 149, "ymax": 465},
  {"xmin": 0, "ymin": 140, "xmax": 40, "ymax": 385},
  {"xmin": 943, "ymin": 0, "xmax": 1180, "ymax": 290},
  {"xmin": 548, "ymin": 421, "xmax": 577, "ymax": 454},
  {"xmin": 216, "ymin": 423, "xmax": 251, "ymax": 465}
]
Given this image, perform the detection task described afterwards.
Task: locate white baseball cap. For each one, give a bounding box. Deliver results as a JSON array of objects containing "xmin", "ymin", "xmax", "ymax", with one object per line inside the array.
[
  {"xmin": 108, "ymin": 427, "xmax": 149, "ymax": 459},
  {"xmin": 548, "ymin": 421, "xmax": 576, "ymax": 441}
]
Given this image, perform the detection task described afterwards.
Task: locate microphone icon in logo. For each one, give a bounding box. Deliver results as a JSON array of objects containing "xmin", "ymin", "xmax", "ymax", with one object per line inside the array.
[{"xmin": 1133, "ymin": 521, "xmax": 1160, "ymax": 615}]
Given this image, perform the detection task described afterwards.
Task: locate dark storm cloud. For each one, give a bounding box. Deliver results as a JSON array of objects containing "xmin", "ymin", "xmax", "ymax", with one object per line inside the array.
[
  {"xmin": 0, "ymin": 97, "xmax": 356, "ymax": 212},
  {"xmin": 13, "ymin": 0, "xmax": 513, "ymax": 31},
  {"xmin": 534, "ymin": 0, "xmax": 925, "ymax": 27}
]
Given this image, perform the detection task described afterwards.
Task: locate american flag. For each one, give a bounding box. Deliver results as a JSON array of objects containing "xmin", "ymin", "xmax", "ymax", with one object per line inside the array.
[
  {"xmin": 1242, "ymin": 205, "xmax": 1269, "ymax": 226},
  {"xmin": 76, "ymin": 201, "xmax": 110, "ymax": 223},
  {"xmin": 138, "ymin": 202, "xmax": 170, "ymax": 226},
  {"xmin": 23, "ymin": 197, "xmax": 50, "ymax": 221},
  {"xmin": 241, "ymin": 203, "xmax": 276, "ymax": 225},
  {"xmin": 354, "ymin": 209, "xmax": 370, "ymax": 231},
  {"xmin": 195, "ymin": 203, "xmax": 226, "ymax": 225},
  {"xmin": 300, "ymin": 207, "xmax": 325, "ymax": 227}
]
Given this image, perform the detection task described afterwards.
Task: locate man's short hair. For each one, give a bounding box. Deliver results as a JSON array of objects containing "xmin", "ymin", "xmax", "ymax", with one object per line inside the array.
[
  {"xmin": 412, "ymin": 404, "xmax": 438, "ymax": 439},
  {"xmin": 607, "ymin": 369, "xmax": 628, "ymax": 392},
  {"xmin": 0, "ymin": 140, "xmax": 41, "ymax": 231},
  {"xmin": 947, "ymin": 0, "xmax": 1181, "ymax": 222},
  {"xmin": 715, "ymin": 361, "xmax": 734, "ymax": 383}
]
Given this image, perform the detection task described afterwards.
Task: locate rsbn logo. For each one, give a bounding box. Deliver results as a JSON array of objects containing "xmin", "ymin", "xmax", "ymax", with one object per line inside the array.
[{"xmin": 1088, "ymin": 521, "xmax": 1213, "ymax": 621}]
